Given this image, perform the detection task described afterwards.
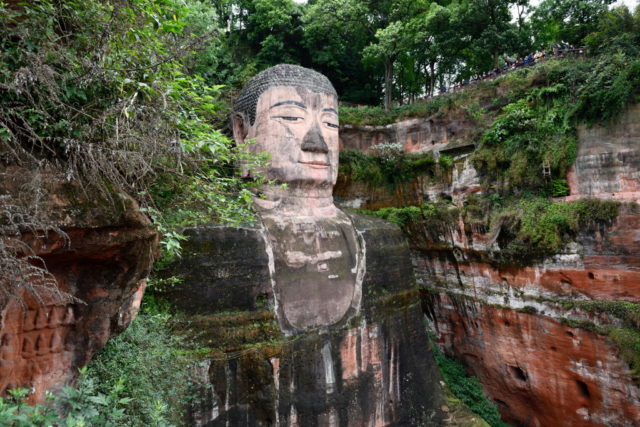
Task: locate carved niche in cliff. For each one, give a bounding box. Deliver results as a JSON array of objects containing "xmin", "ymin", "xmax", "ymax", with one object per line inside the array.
[{"xmin": 0, "ymin": 166, "xmax": 157, "ymax": 402}]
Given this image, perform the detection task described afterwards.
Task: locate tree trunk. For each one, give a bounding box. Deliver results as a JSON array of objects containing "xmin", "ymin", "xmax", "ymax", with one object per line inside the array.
[
  {"xmin": 429, "ymin": 62, "xmax": 436, "ymax": 96},
  {"xmin": 384, "ymin": 60, "xmax": 393, "ymax": 111}
]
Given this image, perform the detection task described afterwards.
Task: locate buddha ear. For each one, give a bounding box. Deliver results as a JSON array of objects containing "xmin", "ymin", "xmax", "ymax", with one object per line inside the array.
[{"xmin": 231, "ymin": 112, "xmax": 248, "ymax": 145}]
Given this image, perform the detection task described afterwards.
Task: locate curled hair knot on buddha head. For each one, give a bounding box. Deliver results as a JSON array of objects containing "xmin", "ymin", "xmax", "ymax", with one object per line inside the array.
[{"xmin": 233, "ymin": 64, "xmax": 337, "ymax": 127}]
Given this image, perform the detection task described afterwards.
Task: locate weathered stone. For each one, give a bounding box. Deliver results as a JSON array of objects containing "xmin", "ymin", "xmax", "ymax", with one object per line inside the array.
[
  {"xmin": 568, "ymin": 104, "xmax": 640, "ymax": 202},
  {"xmin": 164, "ymin": 225, "xmax": 271, "ymax": 313},
  {"xmin": 167, "ymin": 214, "xmax": 445, "ymax": 426},
  {"xmin": 335, "ymin": 103, "xmax": 640, "ymax": 426},
  {"xmin": 339, "ymin": 117, "xmax": 475, "ymax": 155},
  {"xmin": 0, "ymin": 166, "xmax": 157, "ymax": 402},
  {"xmin": 335, "ymin": 120, "xmax": 481, "ymax": 210},
  {"xmin": 424, "ymin": 293, "xmax": 640, "ymax": 427}
]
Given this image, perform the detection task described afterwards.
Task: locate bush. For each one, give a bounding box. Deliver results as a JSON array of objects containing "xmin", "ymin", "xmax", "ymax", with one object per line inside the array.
[
  {"xmin": 360, "ymin": 202, "xmax": 458, "ymax": 233},
  {"xmin": 431, "ymin": 342, "xmax": 507, "ymax": 426},
  {"xmin": 498, "ymin": 198, "xmax": 620, "ymax": 261},
  {"xmin": 0, "ymin": 388, "xmax": 59, "ymax": 426},
  {"xmin": 79, "ymin": 311, "xmax": 195, "ymax": 425},
  {"xmin": 339, "ymin": 149, "xmax": 436, "ymax": 189},
  {"xmin": 550, "ymin": 179, "xmax": 570, "ymax": 197},
  {"xmin": 360, "ymin": 205, "xmax": 423, "ymax": 227}
]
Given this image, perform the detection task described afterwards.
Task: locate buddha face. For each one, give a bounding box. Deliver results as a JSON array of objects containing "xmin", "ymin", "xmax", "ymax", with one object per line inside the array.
[{"xmin": 234, "ymin": 85, "xmax": 339, "ymax": 189}]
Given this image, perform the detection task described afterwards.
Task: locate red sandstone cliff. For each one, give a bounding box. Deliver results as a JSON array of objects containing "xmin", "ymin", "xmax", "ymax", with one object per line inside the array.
[
  {"xmin": 336, "ymin": 104, "xmax": 640, "ymax": 426},
  {"xmin": 0, "ymin": 165, "xmax": 157, "ymax": 402}
]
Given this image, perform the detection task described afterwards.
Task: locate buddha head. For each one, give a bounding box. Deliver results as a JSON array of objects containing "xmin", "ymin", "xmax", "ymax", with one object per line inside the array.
[{"xmin": 232, "ymin": 64, "xmax": 339, "ymax": 194}]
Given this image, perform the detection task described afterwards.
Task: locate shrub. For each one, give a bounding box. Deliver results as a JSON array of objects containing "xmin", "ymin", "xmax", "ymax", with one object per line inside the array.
[
  {"xmin": 79, "ymin": 311, "xmax": 196, "ymax": 425},
  {"xmin": 339, "ymin": 148, "xmax": 436, "ymax": 190},
  {"xmin": 0, "ymin": 388, "xmax": 59, "ymax": 426},
  {"xmin": 550, "ymin": 179, "xmax": 570, "ymax": 197},
  {"xmin": 359, "ymin": 202, "xmax": 458, "ymax": 233},
  {"xmin": 430, "ymin": 342, "xmax": 508, "ymax": 426},
  {"xmin": 498, "ymin": 198, "xmax": 620, "ymax": 261},
  {"xmin": 0, "ymin": 0, "xmax": 261, "ymax": 300}
]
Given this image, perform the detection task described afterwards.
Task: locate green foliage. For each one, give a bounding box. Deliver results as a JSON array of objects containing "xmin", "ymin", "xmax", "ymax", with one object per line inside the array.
[
  {"xmin": 498, "ymin": 197, "xmax": 620, "ymax": 260},
  {"xmin": 0, "ymin": 310, "xmax": 195, "ymax": 426},
  {"xmin": 563, "ymin": 300, "xmax": 640, "ymax": 329},
  {"xmin": 0, "ymin": 0, "xmax": 262, "ymax": 268},
  {"xmin": 572, "ymin": 53, "xmax": 640, "ymax": 125},
  {"xmin": 557, "ymin": 302, "xmax": 640, "ymax": 382},
  {"xmin": 531, "ymin": 0, "xmax": 614, "ymax": 47},
  {"xmin": 79, "ymin": 311, "xmax": 196, "ymax": 425},
  {"xmin": 474, "ymin": 93, "xmax": 577, "ymax": 191},
  {"xmin": 609, "ymin": 328, "xmax": 640, "ymax": 381},
  {"xmin": 56, "ymin": 369, "xmax": 136, "ymax": 426},
  {"xmin": 438, "ymin": 154, "xmax": 453, "ymax": 169},
  {"xmin": 550, "ymin": 179, "xmax": 570, "ymax": 197},
  {"xmin": 0, "ymin": 389, "xmax": 59, "ymax": 426},
  {"xmin": 339, "ymin": 95, "xmax": 455, "ymax": 126},
  {"xmin": 360, "ymin": 206, "xmax": 423, "ymax": 227},
  {"xmin": 339, "ymin": 148, "xmax": 436, "ymax": 189},
  {"xmin": 472, "ymin": 47, "xmax": 640, "ymax": 193},
  {"xmin": 360, "ymin": 202, "xmax": 457, "ymax": 231},
  {"xmin": 431, "ymin": 342, "xmax": 508, "ymax": 426}
]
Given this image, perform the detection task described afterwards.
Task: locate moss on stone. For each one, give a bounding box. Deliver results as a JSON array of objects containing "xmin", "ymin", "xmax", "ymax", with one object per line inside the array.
[{"xmin": 173, "ymin": 310, "xmax": 284, "ymax": 353}]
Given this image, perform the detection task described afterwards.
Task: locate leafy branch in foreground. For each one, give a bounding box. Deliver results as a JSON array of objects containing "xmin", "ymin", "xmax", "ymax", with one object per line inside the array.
[
  {"xmin": 0, "ymin": 0, "xmax": 264, "ymax": 295},
  {"xmin": 0, "ymin": 0, "xmax": 258, "ymax": 218}
]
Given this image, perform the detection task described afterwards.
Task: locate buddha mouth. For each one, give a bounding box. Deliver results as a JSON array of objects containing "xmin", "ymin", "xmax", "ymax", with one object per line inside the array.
[{"xmin": 299, "ymin": 161, "xmax": 330, "ymax": 168}]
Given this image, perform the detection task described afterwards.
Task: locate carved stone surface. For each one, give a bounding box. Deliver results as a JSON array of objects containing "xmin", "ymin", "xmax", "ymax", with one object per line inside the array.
[
  {"xmin": 261, "ymin": 210, "xmax": 363, "ymax": 333},
  {"xmin": 167, "ymin": 214, "xmax": 444, "ymax": 426},
  {"xmin": 0, "ymin": 166, "xmax": 157, "ymax": 402},
  {"xmin": 165, "ymin": 64, "xmax": 445, "ymax": 425}
]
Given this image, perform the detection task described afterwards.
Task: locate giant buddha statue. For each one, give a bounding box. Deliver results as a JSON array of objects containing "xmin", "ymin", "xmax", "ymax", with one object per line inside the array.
[
  {"xmin": 164, "ymin": 65, "xmax": 445, "ymax": 426},
  {"xmin": 231, "ymin": 64, "xmax": 363, "ymax": 334}
]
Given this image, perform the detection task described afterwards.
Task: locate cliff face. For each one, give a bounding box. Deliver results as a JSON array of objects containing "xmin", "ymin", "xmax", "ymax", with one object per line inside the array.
[
  {"xmin": 568, "ymin": 104, "xmax": 640, "ymax": 202},
  {"xmin": 336, "ymin": 114, "xmax": 480, "ymax": 210},
  {"xmin": 0, "ymin": 165, "xmax": 157, "ymax": 402},
  {"xmin": 335, "ymin": 105, "xmax": 640, "ymax": 426}
]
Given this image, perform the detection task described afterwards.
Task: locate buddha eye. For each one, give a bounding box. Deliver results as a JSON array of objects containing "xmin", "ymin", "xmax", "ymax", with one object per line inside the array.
[{"xmin": 276, "ymin": 116, "xmax": 303, "ymax": 122}]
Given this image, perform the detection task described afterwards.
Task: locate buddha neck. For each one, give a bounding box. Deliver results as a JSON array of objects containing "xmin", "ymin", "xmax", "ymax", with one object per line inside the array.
[{"xmin": 253, "ymin": 185, "xmax": 337, "ymax": 218}]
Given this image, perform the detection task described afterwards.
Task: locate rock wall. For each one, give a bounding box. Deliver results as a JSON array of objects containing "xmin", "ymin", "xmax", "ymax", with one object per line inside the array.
[
  {"xmin": 163, "ymin": 214, "xmax": 447, "ymax": 426},
  {"xmin": 339, "ymin": 115, "xmax": 476, "ymax": 155},
  {"xmin": 423, "ymin": 292, "xmax": 639, "ymax": 427},
  {"xmin": 0, "ymin": 166, "xmax": 157, "ymax": 402},
  {"xmin": 334, "ymin": 153, "xmax": 480, "ymax": 210},
  {"xmin": 568, "ymin": 104, "xmax": 640, "ymax": 202},
  {"xmin": 336, "ymin": 105, "xmax": 640, "ymax": 426}
]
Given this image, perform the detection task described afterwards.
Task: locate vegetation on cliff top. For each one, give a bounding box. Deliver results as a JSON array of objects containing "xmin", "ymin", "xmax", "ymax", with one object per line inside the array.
[
  {"xmin": 464, "ymin": 196, "xmax": 622, "ymax": 262},
  {"xmin": 338, "ymin": 145, "xmax": 446, "ymax": 189},
  {"xmin": 358, "ymin": 197, "xmax": 621, "ymax": 263},
  {"xmin": 0, "ymin": 0, "xmax": 263, "ymax": 303}
]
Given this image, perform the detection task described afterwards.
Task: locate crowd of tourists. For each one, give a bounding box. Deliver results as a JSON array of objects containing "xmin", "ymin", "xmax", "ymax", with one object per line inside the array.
[{"xmin": 444, "ymin": 46, "xmax": 584, "ymax": 94}]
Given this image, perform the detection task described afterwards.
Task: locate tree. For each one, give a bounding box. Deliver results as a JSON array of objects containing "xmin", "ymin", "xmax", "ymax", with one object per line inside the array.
[
  {"xmin": 303, "ymin": 0, "xmax": 380, "ymax": 104},
  {"xmin": 363, "ymin": 21, "xmax": 409, "ymax": 110},
  {"xmin": 531, "ymin": 0, "xmax": 615, "ymax": 48},
  {"xmin": 454, "ymin": 0, "xmax": 522, "ymax": 75},
  {"xmin": 207, "ymin": 0, "xmax": 307, "ymax": 82}
]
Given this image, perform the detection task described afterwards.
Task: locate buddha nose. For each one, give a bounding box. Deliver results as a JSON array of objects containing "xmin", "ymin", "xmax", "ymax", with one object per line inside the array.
[{"xmin": 300, "ymin": 123, "xmax": 329, "ymax": 153}]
